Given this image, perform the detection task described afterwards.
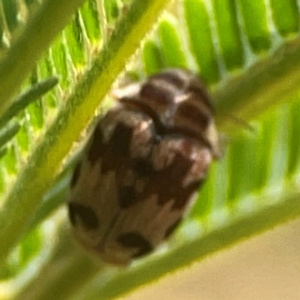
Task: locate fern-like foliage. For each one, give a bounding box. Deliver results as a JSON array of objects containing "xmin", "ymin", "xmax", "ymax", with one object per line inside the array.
[{"xmin": 0, "ymin": 0, "xmax": 299, "ymax": 299}]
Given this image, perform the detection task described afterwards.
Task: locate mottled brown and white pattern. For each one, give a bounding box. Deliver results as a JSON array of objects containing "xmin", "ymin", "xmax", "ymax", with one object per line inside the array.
[{"xmin": 68, "ymin": 68, "xmax": 220, "ymax": 265}]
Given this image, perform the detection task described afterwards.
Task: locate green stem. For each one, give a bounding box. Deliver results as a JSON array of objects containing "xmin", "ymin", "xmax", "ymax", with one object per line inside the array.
[
  {"xmin": 214, "ymin": 38, "xmax": 300, "ymax": 130},
  {"xmin": 0, "ymin": 0, "xmax": 170, "ymax": 268},
  {"xmin": 14, "ymin": 226, "xmax": 100, "ymax": 300}
]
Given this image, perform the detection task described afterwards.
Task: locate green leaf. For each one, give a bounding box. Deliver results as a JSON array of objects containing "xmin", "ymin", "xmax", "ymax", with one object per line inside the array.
[
  {"xmin": 184, "ymin": 0, "xmax": 220, "ymax": 83},
  {"xmin": 0, "ymin": 0, "xmax": 86, "ymax": 115}
]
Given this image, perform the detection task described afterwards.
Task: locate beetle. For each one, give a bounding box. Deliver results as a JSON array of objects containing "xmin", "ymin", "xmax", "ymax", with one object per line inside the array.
[{"xmin": 67, "ymin": 68, "xmax": 220, "ymax": 265}]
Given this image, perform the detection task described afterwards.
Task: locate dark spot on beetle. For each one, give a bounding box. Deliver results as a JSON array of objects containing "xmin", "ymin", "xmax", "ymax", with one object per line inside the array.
[
  {"xmin": 148, "ymin": 151, "xmax": 196, "ymax": 210},
  {"xmin": 68, "ymin": 202, "xmax": 99, "ymax": 230},
  {"xmin": 165, "ymin": 218, "xmax": 182, "ymax": 238},
  {"xmin": 88, "ymin": 122, "xmax": 133, "ymax": 167},
  {"xmin": 177, "ymin": 102, "xmax": 210, "ymax": 129},
  {"xmin": 101, "ymin": 124, "xmax": 133, "ymax": 173},
  {"xmin": 166, "ymin": 126, "xmax": 212, "ymax": 150},
  {"xmin": 119, "ymin": 186, "xmax": 137, "ymax": 208},
  {"xmin": 169, "ymin": 179, "xmax": 202, "ymax": 210},
  {"xmin": 134, "ymin": 158, "xmax": 154, "ymax": 176},
  {"xmin": 140, "ymin": 81, "xmax": 173, "ymax": 106},
  {"xmin": 87, "ymin": 125, "xmax": 104, "ymax": 164},
  {"xmin": 188, "ymin": 84, "xmax": 214, "ymax": 112},
  {"xmin": 120, "ymin": 98, "xmax": 166, "ymax": 136},
  {"xmin": 70, "ymin": 161, "xmax": 82, "ymax": 188},
  {"xmin": 117, "ymin": 232, "xmax": 153, "ymax": 258}
]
